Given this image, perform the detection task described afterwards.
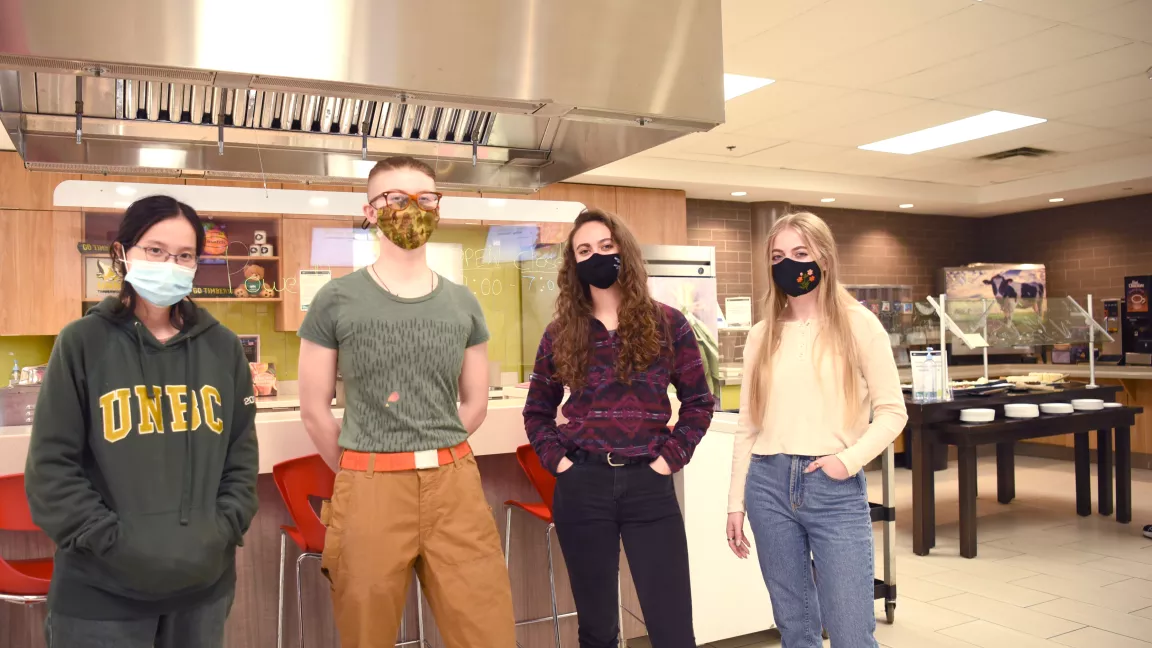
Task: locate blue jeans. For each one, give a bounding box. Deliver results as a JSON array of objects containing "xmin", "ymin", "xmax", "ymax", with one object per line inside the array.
[
  {"xmin": 45, "ymin": 589, "xmax": 233, "ymax": 648},
  {"xmin": 745, "ymin": 454, "xmax": 877, "ymax": 648}
]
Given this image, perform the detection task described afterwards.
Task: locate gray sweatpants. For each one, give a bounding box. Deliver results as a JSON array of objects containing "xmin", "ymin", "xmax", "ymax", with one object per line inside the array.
[{"xmin": 45, "ymin": 590, "xmax": 233, "ymax": 648}]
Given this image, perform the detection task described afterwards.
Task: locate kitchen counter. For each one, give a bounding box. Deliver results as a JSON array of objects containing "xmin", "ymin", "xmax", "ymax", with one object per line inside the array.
[{"xmin": 898, "ymin": 363, "xmax": 1152, "ymax": 382}]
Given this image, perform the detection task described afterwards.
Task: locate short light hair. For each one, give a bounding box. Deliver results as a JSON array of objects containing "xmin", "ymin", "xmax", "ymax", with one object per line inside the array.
[{"xmin": 366, "ymin": 156, "xmax": 436, "ymax": 189}]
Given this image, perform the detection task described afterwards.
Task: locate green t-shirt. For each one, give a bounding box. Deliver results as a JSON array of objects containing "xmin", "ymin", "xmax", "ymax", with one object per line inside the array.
[{"xmin": 298, "ymin": 269, "xmax": 489, "ymax": 453}]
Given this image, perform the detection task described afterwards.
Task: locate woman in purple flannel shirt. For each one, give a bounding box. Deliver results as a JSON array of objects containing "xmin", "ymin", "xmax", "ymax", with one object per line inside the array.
[{"xmin": 523, "ymin": 208, "xmax": 714, "ymax": 648}]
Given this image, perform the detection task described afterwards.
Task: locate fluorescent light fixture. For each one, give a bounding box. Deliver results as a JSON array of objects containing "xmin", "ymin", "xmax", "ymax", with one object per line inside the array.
[
  {"xmin": 731, "ymin": 191, "xmax": 748, "ymax": 197},
  {"xmin": 309, "ymin": 195, "xmax": 330, "ymax": 207},
  {"xmin": 820, "ymin": 197, "xmax": 836, "ymax": 203},
  {"xmin": 138, "ymin": 147, "xmax": 187, "ymax": 168},
  {"xmin": 1049, "ymin": 197, "xmax": 1065, "ymax": 203},
  {"xmin": 724, "ymin": 73, "xmax": 775, "ymax": 101},
  {"xmin": 899, "ymin": 204, "xmax": 914, "ymax": 209},
  {"xmin": 115, "ymin": 185, "xmax": 137, "ymax": 197},
  {"xmin": 859, "ymin": 111, "xmax": 1046, "ymax": 155},
  {"xmin": 487, "ymin": 198, "xmax": 508, "ymax": 207}
]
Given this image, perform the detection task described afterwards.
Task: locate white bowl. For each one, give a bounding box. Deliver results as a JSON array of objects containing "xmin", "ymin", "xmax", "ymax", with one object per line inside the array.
[
  {"xmin": 1072, "ymin": 399, "xmax": 1104, "ymax": 411},
  {"xmin": 1040, "ymin": 403, "xmax": 1074, "ymax": 415},
  {"xmin": 1103, "ymin": 402, "xmax": 1123, "ymax": 408},
  {"xmin": 1005, "ymin": 403, "xmax": 1040, "ymax": 419},
  {"xmin": 960, "ymin": 408, "xmax": 996, "ymax": 423}
]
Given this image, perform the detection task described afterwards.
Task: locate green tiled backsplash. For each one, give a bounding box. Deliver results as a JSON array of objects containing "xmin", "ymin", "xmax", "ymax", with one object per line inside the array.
[
  {"xmin": 1, "ymin": 336, "xmax": 56, "ymax": 374},
  {"xmin": 201, "ymin": 302, "xmax": 302, "ymax": 380}
]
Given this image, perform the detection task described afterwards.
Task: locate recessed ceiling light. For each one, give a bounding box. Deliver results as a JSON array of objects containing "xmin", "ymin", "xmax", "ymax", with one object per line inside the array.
[
  {"xmin": 899, "ymin": 204, "xmax": 914, "ymax": 209},
  {"xmin": 820, "ymin": 197, "xmax": 836, "ymax": 203},
  {"xmin": 723, "ymin": 73, "xmax": 775, "ymax": 101},
  {"xmin": 1049, "ymin": 197, "xmax": 1065, "ymax": 203},
  {"xmin": 731, "ymin": 191, "xmax": 748, "ymax": 197},
  {"xmin": 859, "ymin": 111, "xmax": 1046, "ymax": 155}
]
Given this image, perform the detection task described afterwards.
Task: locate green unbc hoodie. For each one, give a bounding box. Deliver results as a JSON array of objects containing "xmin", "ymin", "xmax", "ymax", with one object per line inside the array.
[{"xmin": 25, "ymin": 298, "xmax": 259, "ymax": 619}]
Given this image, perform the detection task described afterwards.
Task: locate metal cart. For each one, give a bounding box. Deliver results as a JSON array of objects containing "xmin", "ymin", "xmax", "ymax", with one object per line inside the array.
[{"xmin": 872, "ymin": 443, "xmax": 898, "ymax": 623}]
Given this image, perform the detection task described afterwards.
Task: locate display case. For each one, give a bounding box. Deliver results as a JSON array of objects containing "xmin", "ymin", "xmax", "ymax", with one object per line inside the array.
[{"xmin": 845, "ymin": 284, "xmax": 916, "ymax": 366}]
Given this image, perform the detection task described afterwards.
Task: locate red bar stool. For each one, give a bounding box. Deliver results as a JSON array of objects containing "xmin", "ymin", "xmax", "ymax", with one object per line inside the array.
[
  {"xmin": 272, "ymin": 455, "xmax": 427, "ymax": 648},
  {"xmin": 0, "ymin": 473, "xmax": 53, "ymax": 609},
  {"xmin": 504, "ymin": 445, "xmax": 624, "ymax": 648}
]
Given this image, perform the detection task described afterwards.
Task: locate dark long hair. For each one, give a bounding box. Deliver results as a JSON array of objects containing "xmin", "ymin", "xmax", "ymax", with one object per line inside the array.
[
  {"xmin": 551, "ymin": 209, "xmax": 670, "ymax": 390},
  {"xmin": 109, "ymin": 195, "xmax": 206, "ymax": 329}
]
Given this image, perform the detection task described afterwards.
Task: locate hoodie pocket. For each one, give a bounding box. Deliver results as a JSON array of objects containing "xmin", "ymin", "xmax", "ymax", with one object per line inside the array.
[{"xmin": 99, "ymin": 507, "xmax": 230, "ymax": 597}]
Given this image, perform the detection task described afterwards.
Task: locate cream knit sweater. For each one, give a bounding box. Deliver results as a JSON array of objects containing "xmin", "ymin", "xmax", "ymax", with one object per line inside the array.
[{"xmin": 728, "ymin": 302, "xmax": 908, "ymax": 513}]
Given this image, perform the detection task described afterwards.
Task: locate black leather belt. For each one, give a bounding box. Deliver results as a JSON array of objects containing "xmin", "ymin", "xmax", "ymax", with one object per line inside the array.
[{"xmin": 567, "ymin": 449, "xmax": 650, "ymax": 467}]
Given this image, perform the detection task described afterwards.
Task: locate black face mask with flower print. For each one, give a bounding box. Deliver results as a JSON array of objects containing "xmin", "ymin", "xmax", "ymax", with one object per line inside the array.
[{"xmin": 772, "ymin": 257, "xmax": 822, "ymax": 297}]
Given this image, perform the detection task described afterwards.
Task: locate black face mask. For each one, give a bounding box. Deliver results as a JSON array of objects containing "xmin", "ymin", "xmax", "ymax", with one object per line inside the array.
[
  {"xmin": 576, "ymin": 253, "xmax": 622, "ymax": 290},
  {"xmin": 772, "ymin": 257, "xmax": 822, "ymax": 297}
]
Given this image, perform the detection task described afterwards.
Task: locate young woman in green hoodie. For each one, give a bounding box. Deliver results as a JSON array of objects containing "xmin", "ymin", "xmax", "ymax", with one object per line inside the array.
[{"xmin": 24, "ymin": 195, "xmax": 259, "ymax": 648}]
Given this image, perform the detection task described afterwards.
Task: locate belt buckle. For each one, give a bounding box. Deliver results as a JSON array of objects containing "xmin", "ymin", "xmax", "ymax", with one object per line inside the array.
[
  {"xmin": 607, "ymin": 452, "xmax": 625, "ymax": 468},
  {"xmin": 413, "ymin": 449, "xmax": 440, "ymax": 470}
]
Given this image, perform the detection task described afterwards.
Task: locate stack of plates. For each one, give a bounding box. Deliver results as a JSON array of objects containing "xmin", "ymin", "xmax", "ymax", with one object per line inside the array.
[
  {"xmin": 1005, "ymin": 403, "xmax": 1040, "ymax": 419},
  {"xmin": 1103, "ymin": 402, "xmax": 1123, "ymax": 409},
  {"xmin": 960, "ymin": 408, "xmax": 996, "ymax": 423},
  {"xmin": 1072, "ymin": 399, "xmax": 1104, "ymax": 411},
  {"xmin": 1040, "ymin": 403, "xmax": 1074, "ymax": 415}
]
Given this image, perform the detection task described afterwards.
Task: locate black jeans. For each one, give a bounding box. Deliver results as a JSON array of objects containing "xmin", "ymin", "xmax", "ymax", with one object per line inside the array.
[{"xmin": 552, "ymin": 460, "xmax": 694, "ymax": 648}]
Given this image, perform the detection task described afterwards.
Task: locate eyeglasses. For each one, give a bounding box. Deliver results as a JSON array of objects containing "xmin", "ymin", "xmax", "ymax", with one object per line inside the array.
[
  {"xmin": 370, "ymin": 190, "xmax": 443, "ymax": 211},
  {"xmin": 134, "ymin": 245, "xmax": 198, "ymax": 267}
]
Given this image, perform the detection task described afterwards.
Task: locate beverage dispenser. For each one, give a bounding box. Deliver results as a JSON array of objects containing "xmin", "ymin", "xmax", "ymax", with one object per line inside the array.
[{"xmin": 1123, "ymin": 275, "xmax": 1152, "ymax": 365}]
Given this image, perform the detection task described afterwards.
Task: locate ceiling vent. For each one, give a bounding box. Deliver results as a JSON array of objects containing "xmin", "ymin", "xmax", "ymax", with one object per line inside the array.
[{"xmin": 975, "ymin": 147, "xmax": 1055, "ymax": 161}]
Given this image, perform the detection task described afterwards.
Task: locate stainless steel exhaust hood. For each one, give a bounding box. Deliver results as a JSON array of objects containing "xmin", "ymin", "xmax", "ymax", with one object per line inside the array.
[{"xmin": 0, "ymin": 0, "xmax": 723, "ymax": 193}]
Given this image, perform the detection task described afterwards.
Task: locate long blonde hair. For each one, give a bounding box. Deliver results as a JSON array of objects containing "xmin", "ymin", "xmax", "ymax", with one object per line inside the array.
[{"xmin": 748, "ymin": 211, "xmax": 861, "ymax": 424}]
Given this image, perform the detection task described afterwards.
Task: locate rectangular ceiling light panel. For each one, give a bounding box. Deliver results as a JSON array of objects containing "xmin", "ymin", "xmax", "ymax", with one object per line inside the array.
[{"xmin": 859, "ymin": 110, "xmax": 1046, "ymax": 154}]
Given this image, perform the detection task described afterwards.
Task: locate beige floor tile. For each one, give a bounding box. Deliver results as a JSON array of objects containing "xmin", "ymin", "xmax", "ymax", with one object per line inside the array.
[
  {"xmin": 1013, "ymin": 574, "xmax": 1152, "ymax": 613},
  {"xmin": 1031, "ymin": 598, "xmax": 1152, "ymax": 643},
  {"xmin": 923, "ymin": 571, "xmax": 1059, "ymax": 607},
  {"xmin": 1102, "ymin": 578, "xmax": 1152, "ymax": 599},
  {"xmin": 1065, "ymin": 541, "xmax": 1152, "ymax": 565},
  {"xmin": 874, "ymin": 597, "xmax": 973, "ymax": 631},
  {"xmin": 983, "ymin": 537, "xmax": 1104, "ymax": 565},
  {"xmin": 932, "ymin": 593, "xmax": 1085, "ymax": 639},
  {"xmin": 706, "ymin": 631, "xmax": 778, "ymax": 648},
  {"xmin": 939, "ymin": 620, "xmax": 1065, "ymax": 648},
  {"xmin": 897, "ymin": 576, "xmax": 965, "ymax": 603},
  {"xmin": 1050, "ymin": 626, "xmax": 1152, "ymax": 648},
  {"xmin": 1081, "ymin": 556, "xmax": 1152, "ymax": 581},
  {"xmin": 873, "ymin": 621, "xmax": 984, "ymax": 648},
  {"xmin": 1134, "ymin": 606, "xmax": 1152, "ymax": 620},
  {"xmin": 930, "ymin": 554, "xmax": 1040, "ymax": 583},
  {"xmin": 997, "ymin": 555, "xmax": 1129, "ymax": 588}
]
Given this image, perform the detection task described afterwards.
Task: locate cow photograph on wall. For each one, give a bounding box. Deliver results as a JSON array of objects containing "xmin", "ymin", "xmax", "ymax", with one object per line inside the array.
[{"xmin": 942, "ymin": 263, "xmax": 1048, "ymax": 340}]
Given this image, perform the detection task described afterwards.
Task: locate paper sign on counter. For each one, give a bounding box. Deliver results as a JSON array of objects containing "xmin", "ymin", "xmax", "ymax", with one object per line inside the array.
[{"xmin": 299, "ymin": 269, "xmax": 332, "ymax": 311}]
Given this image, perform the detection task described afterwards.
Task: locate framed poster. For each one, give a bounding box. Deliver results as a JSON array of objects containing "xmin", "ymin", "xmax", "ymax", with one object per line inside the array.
[{"xmin": 84, "ymin": 256, "xmax": 122, "ymax": 301}]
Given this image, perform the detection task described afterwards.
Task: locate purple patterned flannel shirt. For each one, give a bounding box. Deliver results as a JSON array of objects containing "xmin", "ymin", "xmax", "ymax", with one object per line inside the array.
[{"xmin": 523, "ymin": 303, "xmax": 714, "ymax": 473}]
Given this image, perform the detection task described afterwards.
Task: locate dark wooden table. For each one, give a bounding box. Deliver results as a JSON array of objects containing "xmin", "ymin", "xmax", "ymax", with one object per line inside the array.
[{"xmin": 906, "ymin": 385, "xmax": 1140, "ymax": 558}]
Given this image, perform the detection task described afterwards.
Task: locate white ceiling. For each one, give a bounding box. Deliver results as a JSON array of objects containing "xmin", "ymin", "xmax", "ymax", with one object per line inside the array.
[{"xmin": 575, "ymin": 0, "xmax": 1152, "ymax": 216}]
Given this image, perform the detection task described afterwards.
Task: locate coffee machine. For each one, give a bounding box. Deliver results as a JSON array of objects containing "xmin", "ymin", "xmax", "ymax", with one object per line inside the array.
[
  {"xmin": 1122, "ymin": 275, "xmax": 1152, "ymax": 365},
  {"xmin": 1099, "ymin": 298, "xmax": 1124, "ymax": 364}
]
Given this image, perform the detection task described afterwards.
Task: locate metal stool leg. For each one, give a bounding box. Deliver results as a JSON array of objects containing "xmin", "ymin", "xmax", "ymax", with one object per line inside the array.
[
  {"xmin": 277, "ymin": 530, "xmax": 287, "ymax": 648},
  {"xmin": 504, "ymin": 505, "xmax": 513, "ymax": 566},
  {"xmin": 295, "ymin": 553, "xmax": 311, "ymax": 648},
  {"xmin": 417, "ymin": 578, "xmax": 426, "ymax": 647},
  {"xmin": 546, "ymin": 523, "xmax": 562, "ymax": 648},
  {"xmin": 617, "ymin": 573, "xmax": 625, "ymax": 648}
]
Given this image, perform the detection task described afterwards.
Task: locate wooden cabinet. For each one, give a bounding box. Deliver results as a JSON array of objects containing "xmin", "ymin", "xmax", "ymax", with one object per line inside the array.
[
  {"xmin": 0, "ymin": 153, "xmax": 80, "ymax": 211},
  {"xmin": 615, "ymin": 186, "xmax": 688, "ymax": 245},
  {"xmin": 0, "ymin": 210, "xmax": 83, "ymax": 335}
]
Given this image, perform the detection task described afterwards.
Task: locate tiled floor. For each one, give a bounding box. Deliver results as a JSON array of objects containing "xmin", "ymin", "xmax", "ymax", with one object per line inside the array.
[{"xmin": 634, "ymin": 454, "xmax": 1152, "ymax": 648}]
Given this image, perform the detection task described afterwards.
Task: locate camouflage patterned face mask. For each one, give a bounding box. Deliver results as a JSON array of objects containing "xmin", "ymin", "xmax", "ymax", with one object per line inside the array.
[{"xmin": 376, "ymin": 203, "xmax": 440, "ymax": 250}]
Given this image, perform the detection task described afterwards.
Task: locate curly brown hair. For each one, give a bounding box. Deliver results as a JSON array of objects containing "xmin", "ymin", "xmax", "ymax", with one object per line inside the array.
[{"xmin": 550, "ymin": 209, "xmax": 670, "ymax": 390}]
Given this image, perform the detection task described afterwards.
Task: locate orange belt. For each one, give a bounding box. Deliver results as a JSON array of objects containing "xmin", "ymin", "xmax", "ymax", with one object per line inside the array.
[{"xmin": 339, "ymin": 441, "xmax": 472, "ymax": 472}]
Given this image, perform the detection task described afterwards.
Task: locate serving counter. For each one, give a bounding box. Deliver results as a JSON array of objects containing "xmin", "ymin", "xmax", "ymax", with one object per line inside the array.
[{"xmin": 1, "ymin": 399, "xmax": 772, "ymax": 648}]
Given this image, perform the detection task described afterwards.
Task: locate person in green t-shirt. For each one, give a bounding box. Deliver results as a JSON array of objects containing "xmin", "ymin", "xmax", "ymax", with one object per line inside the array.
[{"xmin": 297, "ymin": 157, "xmax": 514, "ymax": 647}]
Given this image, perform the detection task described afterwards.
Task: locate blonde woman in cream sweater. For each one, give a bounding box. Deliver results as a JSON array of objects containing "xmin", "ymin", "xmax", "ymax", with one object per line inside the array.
[{"xmin": 726, "ymin": 211, "xmax": 907, "ymax": 647}]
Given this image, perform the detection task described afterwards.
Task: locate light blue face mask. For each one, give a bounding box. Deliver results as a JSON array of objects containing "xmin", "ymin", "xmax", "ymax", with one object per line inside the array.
[{"xmin": 124, "ymin": 258, "xmax": 196, "ymax": 307}]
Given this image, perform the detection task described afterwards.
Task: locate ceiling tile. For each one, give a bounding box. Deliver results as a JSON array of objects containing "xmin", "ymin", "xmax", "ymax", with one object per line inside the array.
[
  {"xmin": 737, "ymin": 141, "xmax": 846, "ymax": 169},
  {"xmin": 720, "ymin": 81, "xmax": 851, "ymax": 131},
  {"xmin": 797, "ymin": 101, "xmax": 984, "ymax": 148},
  {"xmin": 809, "ymin": 148, "xmax": 929, "ymax": 177},
  {"xmin": 799, "ymin": 3, "xmax": 1056, "ymax": 89},
  {"xmin": 982, "ymin": 0, "xmax": 1133, "ymax": 22},
  {"xmin": 1017, "ymin": 74, "xmax": 1152, "ymax": 120},
  {"xmin": 942, "ymin": 42, "xmax": 1152, "ymax": 112},
  {"xmin": 736, "ymin": 90, "xmax": 923, "ymax": 140},
  {"xmin": 1065, "ymin": 98, "xmax": 1152, "ymax": 129},
  {"xmin": 1019, "ymin": 137, "xmax": 1152, "ymax": 171},
  {"xmin": 887, "ymin": 160, "xmax": 992, "ymax": 186},
  {"xmin": 720, "ymin": 0, "xmax": 829, "ymax": 52},
  {"xmin": 675, "ymin": 132, "xmax": 788, "ymax": 158},
  {"xmin": 724, "ymin": 0, "xmax": 971, "ymax": 80},
  {"xmin": 1075, "ymin": 0, "xmax": 1152, "ymax": 43},
  {"xmin": 876, "ymin": 25, "xmax": 1128, "ymax": 99},
  {"xmin": 1035, "ymin": 128, "xmax": 1139, "ymax": 153}
]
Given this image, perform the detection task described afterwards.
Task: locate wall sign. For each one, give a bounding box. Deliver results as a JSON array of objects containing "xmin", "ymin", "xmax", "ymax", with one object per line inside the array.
[{"xmin": 84, "ymin": 256, "xmax": 122, "ymax": 300}]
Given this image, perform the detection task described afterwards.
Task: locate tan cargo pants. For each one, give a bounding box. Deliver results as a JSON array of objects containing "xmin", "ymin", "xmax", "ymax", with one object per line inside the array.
[{"xmin": 321, "ymin": 452, "xmax": 515, "ymax": 647}]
